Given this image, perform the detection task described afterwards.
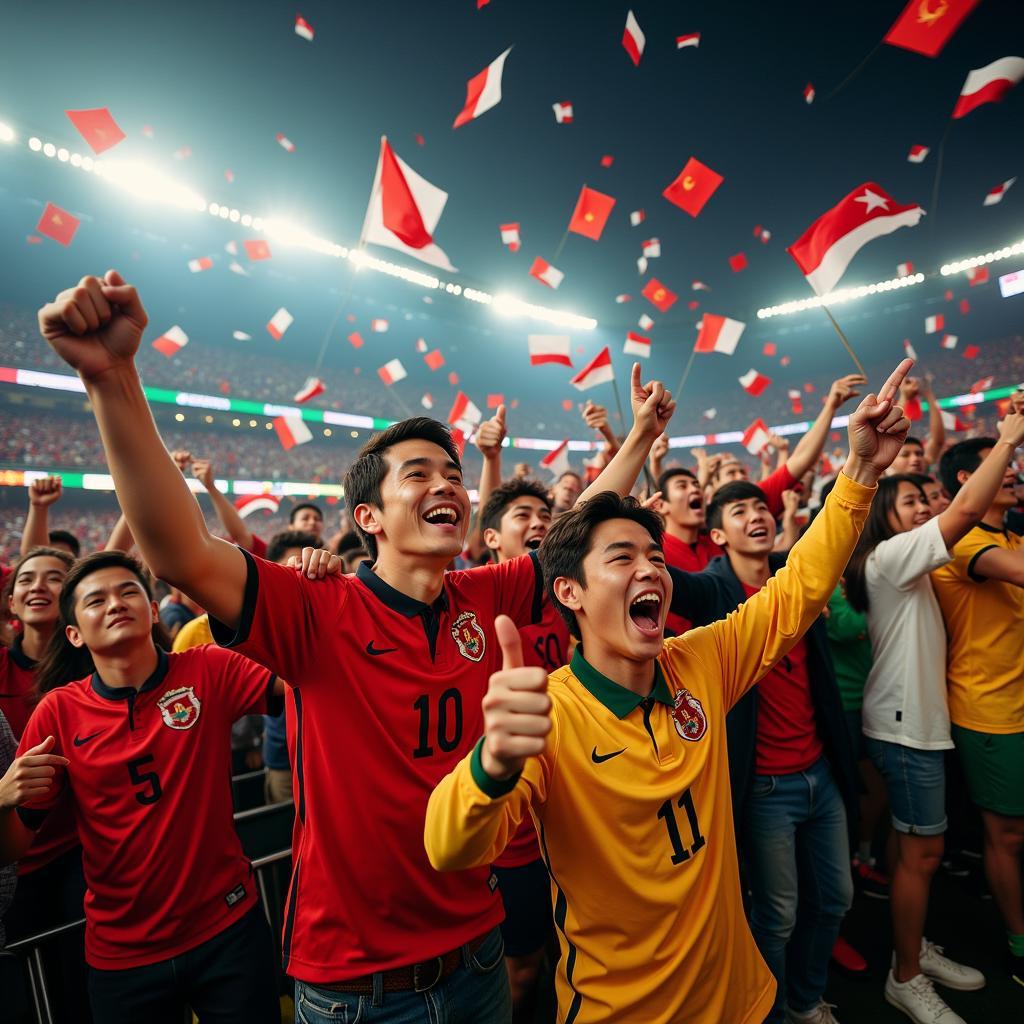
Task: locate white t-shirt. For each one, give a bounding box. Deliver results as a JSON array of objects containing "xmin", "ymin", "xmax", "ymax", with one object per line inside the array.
[{"xmin": 861, "ymin": 516, "xmax": 954, "ymax": 750}]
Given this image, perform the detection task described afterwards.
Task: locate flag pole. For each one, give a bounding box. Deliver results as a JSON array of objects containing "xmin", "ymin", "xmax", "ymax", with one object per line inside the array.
[
  {"xmin": 928, "ymin": 119, "xmax": 954, "ymax": 236},
  {"xmin": 673, "ymin": 345, "xmax": 698, "ymax": 405},
  {"xmin": 821, "ymin": 40, "xmax": 883, "ymax": 104},
  {"xmin": 820, "ymin": 305, "xmax": 866, "ymax": 376},
  {"xmin": 550, "ymin": 228, "xmax": 572, "ymax": 263}
]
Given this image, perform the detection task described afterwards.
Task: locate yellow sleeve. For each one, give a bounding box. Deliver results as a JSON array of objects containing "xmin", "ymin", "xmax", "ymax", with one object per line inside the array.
[
  {"xmin": 171, "ymin": 614, "xmax": 214, "ymax": 652},
  {"xmin": 669, "ymin": 471, "xmax": 876, "ymax": 710},
  {"xmin": 425, "ymin": 727, "xmax": 554, "ymax": 872}
]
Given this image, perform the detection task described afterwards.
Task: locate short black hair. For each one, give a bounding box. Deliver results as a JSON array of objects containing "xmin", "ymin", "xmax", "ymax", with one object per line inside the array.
[
  {"xmin": 539, "ymin": 491, "xmax": 663, "ymax": 641},
  {"xmin": 902, "ymin": 436, "xmax": 924, "ymax": 450},
  {"xmin": 266, "ymin": 530, "xmax": 321, "ymax": 564},
  {"xmin": 480, "ymin": 478, "xmax": 552, "ymax": 534},
  {"xmin": 289, "ymin": 502, "xmax": 323, "ymax": 524},
  {"xmin": 905, "ymin": 472, "xmax": 936, "ymax": 489},
  {"xmin": 939, "ymin": 437, "xmax": 997, "ymax": 497},
  {"xmin": 343, "ymin": 417, "xmax": 462, "ymax": 560},
  {"xmin": 657, "ymin": 467, "xmax": 698, "ymax": 494},
  {"xmin": 556, "ymin": 471, "xmax": 581, "ymax": 484},
  {"xmin": 48, "ymin": 529, "xmax": 80, "ymax": 558},
  {"xmin": 335, "ymin": 530, "xmax": 364, "ymax": 556},
  {"xmin": 706, "ymin": 481, "xmax": 769, "ymax": 532}
]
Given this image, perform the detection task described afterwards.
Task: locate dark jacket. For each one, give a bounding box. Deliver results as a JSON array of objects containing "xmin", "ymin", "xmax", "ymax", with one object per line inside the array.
[{"xmin": 668, "ymin": 555, "xmax": 860, "ymax": 833}]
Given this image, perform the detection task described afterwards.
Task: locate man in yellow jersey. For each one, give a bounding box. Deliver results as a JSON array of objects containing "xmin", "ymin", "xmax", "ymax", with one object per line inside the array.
[{"xmin": 425, "ymin": 360, "xmax": 912, "ymax": 1023}]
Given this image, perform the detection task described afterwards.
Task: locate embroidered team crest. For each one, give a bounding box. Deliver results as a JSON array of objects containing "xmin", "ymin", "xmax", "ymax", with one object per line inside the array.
[
  {"xmin": 671, "ymin": 688, "xmax": 708, "ymax": 742},
  {"xmin": 157, "ymin": 686, "xmax": 202, "ymax": 730},
  {"xmin": 451, "ymin": 611, "xmax": 486, "ymax": 662}
]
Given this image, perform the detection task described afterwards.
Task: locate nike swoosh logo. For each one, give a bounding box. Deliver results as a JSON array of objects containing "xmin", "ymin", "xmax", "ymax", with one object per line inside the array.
[
  {"xmin": 366, "ymin": 641, "xmax": 399, "ymax": 656},
  {"xmin": 591, "ymin": 746, "xmax": 626, "ymax": 764},
  {"xmin": 73, "ymin": 730, "xmax": 103, "ymax": 747}
]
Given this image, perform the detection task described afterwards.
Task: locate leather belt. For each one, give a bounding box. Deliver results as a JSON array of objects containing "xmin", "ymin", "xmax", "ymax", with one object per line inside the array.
[{"xmin": 317, "ymin": 931, "xmax": 490, "ymax": 994}]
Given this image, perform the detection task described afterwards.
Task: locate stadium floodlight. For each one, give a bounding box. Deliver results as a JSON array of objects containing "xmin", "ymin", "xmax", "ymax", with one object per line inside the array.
[
  {"xmin": 940, "ymin": 240, "xmax": 1024, "ymax": 276},
  {"xmin": 0, "ymin": 122, "xmax": 17, "ymax": 143},
  {"xmin": 756, "ymin": 272, "xmax": 925, "ymax": 320},
  {"xmin": 96, "ymin": 159, "xmax": 207, "ymax": 213}
]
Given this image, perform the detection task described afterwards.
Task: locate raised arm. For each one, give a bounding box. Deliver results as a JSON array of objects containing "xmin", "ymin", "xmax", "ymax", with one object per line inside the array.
[
  {"xmin": 648, "ymin": 434, "xmax": 669, "ymax": 483},
  {"xmin": 785, "ymin": 374, "xmax": 865, "ymax": 481},
  {"xmin": 20, "ymin": 477, "xmax": 62, "ymax": 556},
  {"xmin": 578, "ymin": 364, "xmax": 675, "ymax": 504},
  {"xmin": 921, "ymin": 374, "xmax": 946, "ymax": 467},
  {"xmin": 473, "ymin": 405, "xmax": 506, "ymax": 530},
  {"xmin": 191, "ymin": 457, "xmax": 256, "ymax": 550},
  {"xmin": 105, "ymin": 512, "xmax": 135, "ymax": 552},
  {"xmin": 582, "ymin": 400, "xmax": 620, "ymax": 457},
  {"xmin": 37, "ymin": 272, "xmax": 248, "ymax": 628},
  {"xmin": 773, "ymin": 488, "xmax": 801, "ymax": 552}
]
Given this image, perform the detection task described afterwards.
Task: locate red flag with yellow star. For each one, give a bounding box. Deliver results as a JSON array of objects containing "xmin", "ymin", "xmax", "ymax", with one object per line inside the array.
[
  {"xmin": 641, "ymin": 278, "xmax": 678, "ymax": 312},
  {"xmin": 663, "ymin": 157, "xmax": 723, "ymax": 218},
  {"xmin": 36, "ymin": 202, "xmax": 80, "ymax": 246},
  {"xmin": 883, "ymin": 0, "xmax": 979, "ymax": 58},
  {"xmin": 567, "ymin": 186, "xmax": 616, "ymax": 241}
]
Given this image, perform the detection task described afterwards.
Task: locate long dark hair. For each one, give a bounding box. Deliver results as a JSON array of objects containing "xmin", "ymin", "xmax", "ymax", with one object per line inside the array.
[
  {"xmin": 1, "ymin": 546, "xmax": 75, "ymax": 647},
  {"xmin": 35, "ymin": 551, "xmax": 172, "ymax": 696},
  {"xmin": 845, "ymin": 475, "xmax": 927, "ymax": 614}
]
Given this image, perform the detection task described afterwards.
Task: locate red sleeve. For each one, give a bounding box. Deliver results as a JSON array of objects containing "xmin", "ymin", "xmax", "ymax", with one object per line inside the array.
[
  {"xmin": 758, "ymin": 464, "xmax": 798, "ymax": 519},
  {"xmin": 188, "ymin": 646, "xmax": 280, "ymax": 721},
  {"xmin": 245, "ymin": 534, "xmax": 268, "ymax": 559},
  {"xmin": 466, "ymin": 552, "xmax": 543, "ymax": 629},
  {"xmin": 16, "ymin": 694, "xmax": 68, "ymax": 826},
  {"xmin": 208, "ymin": 549, "xmax": 349, "ymax": 688}
]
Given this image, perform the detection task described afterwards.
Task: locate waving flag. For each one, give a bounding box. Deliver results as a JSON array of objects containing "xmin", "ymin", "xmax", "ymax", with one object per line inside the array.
[
  {"xmin": 152, "ymin": 325, "xmax": 188, "ymax": 358},
  {"xmin": 897, "ymin": 261, "xmax": 914, "ymax": 277},
  {"xmin": 642, "ymin": 278, "xmax": 678, "ymax": 312},
  {"xmin": 622, "ymin": 10, "xmax": 645, "ymax": 66},
  {"xmin": 571, "ymin": 347, "xmax": 614, "ymax": 391},
  {"xmin": 676, "ymin": 32, "xmax": 700, "ymax": 49},
  {"xmin": 378, "ymin": 359, "xmax": 407, "ymax": 386},
  {"xmin": 803, "ymin": 83, "xmax": 816, "ymax": 104},
  {"xmin": 908, "ymin": 144, "xmax": 930, "ymax": 163},
  {"xmin": 952, "ymin": 57, "xmax": 1024, "ymax": 119},
  {"xmin": 235, "ymin": 494, "xmax": 280, "ymax": 518},
  {"xmin": 787, "ymin": 182, "xmax": 924, "ymax": 296},
  {"xmin": 267, "ymin": 308, "xmax": 293, "ymax": 340},
  {"xmin": 904, "ymin": 339, "xmax": 919, "ymax": 360},
  {"xmin": 362, "ymin": 137, "xmax": 455, "ymax": 271},
  {"xmin": 448, "ymin": 392, "xmax": 482, "ymax": 430},
  {"xmin": 528, "ymin": 335, "xmax": 573, "ymax": 367},
  {"xmin": 529, "ymin": 257, "xmax": 564, "ymax": 289},
  {"xmin": 294, "ymin": 377, "xmax": 325, "ymax": 403},
  {"xmin": 276, "ymin": 133, "xmax": 296, "ymax": 153},
  {"xmin": 663, "ymin": 157, "xmax": 724, "ymax": 217},
  {"xmin": 568, "ymin": 186, "xmax": 616, "ymax": 240},
  {"xmin": 500, "ymin": 222, "xmax": 521, "ymax": 251},
  {"xmin": 739, "ymin": 369, "xmax": 772, "ymax": 397},
  {"xmin": 553, "ymin": 102, "xmax": 574, "ymax": 123},
  {"xmin": 188, "ymin": 257, "xmax": 213, "ymax": 273},
  {"xmin": 294, "ymin": 14, "xmax": 315, "ymax": 41},
  {"xmin": 642, "ymin": 239, "xmax": 661, "ymax": 258},
  {"xmin": 36, "ymin": 203, "xmax": 80, "ymax": 246},
  {"xmin": 453, "ymin": 47, "xmax": 513, "ymax": 128},
  {"xmin": 424, "ymin": 349, "xmax": 445, "ymax": 371},
  {"xmin": 541, "ymin": 440, "xmax": 571, "ymax": 478},
  {"xmin": 742, "ymin": 418, "xmax": 771, "ymax": 455},
  {"xmin": 274, "ymin": 415, "xmax": 312, "ymax": 451},
  {"xmin": 624, "ymin": 332, "xmax": 651, "ymax": 357},
  {"xmin": 65, "ymin": 107, "xmax": 125, "ymax": 154},
  {"xmin": 967, "ymin": 266, "xmax": 989, "ymax": 286},
  {"xmin": 941, "ymin": 334, "xmax": 958, "ymax": 350},
  {"xmin": 925, "ymin": 314, "xmax": 943, "ymax": 334},
  {"xmin": 638, "ymin": 314, "xmax": 654, "ymax": 330},
  {"xmin": 244, "ymin": 239, "xmax": 272, "ymax": 261},
  {"xmin": 695, "ymin": 314, "xmax": 744, "ymax": 354},
  {"xmin": 883, "ymin": 0, "xmax": 979, "ymax": 58},
  {"xmin": 984, "ymin": 178, "xmax": 1016, "ymax": 206}
]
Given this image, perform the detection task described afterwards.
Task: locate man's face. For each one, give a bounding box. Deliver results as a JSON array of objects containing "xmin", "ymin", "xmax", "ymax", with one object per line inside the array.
[
  {"xmin": 921, "ymin": 478, "xmax": 949, "ymax": 516},
  {"xmin": 355, "ymin": 439, "xmax": 470, "ymax": 562},
  {"xmin": 660, "ymin": 474, "xmax": 705, "ymax": 529},
  {"xmin": 890, "ymin": 442, "xmax": 925, "ymax": 475},
  {"xmin": 291, "ymin": 508, "xmax": 324, "ymax": 539},
  {"xmin": 485, "ymin": 496, "xmax": 552, "ymax": 561},
  {"xmin": 552, "ymin": 473, "xmax": 582, "ymax": 510},
  {"xmin": 67, "ymin": 567, "xmax": 157, "ymax": 656},
  {"xmin": 983, "ymin": 448, "xmax": 1018, "ymax": 509},
  {"xmin": 10, "ymin": 555, "xmax": 66, "ymax": 628},
  {"xmin": 709, "ymin": 496, "xmax": 775, "ymax": 556},
  {"xmin": 887, "ymin": 482, "xmax": 932, "ymax": 533},
  {"xmin": 716, "ymin": 460, "xmax": 749, "ymax": 486},
  {"xmin": 555, "ymin": 519, "xmax": 671, "ymax": 664}
]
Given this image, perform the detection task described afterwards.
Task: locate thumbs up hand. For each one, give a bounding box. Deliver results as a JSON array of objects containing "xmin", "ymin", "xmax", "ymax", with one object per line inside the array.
[
  {"xmin": 476, "ymin": 404, "xmax": 507, "ymax": 461},
  {"xmin": 480, "ymin": 616, "xmax": 552, "ymax": 780}
]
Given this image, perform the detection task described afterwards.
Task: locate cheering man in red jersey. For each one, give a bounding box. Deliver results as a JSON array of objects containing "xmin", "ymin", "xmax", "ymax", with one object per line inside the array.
[
  {"xmin": 35, "ymin": 271, "xmax": 674, "ymax": 1024},
  {"xmin": 0, "ymin": 551, "xmax": 282, "ymax": 1023}
]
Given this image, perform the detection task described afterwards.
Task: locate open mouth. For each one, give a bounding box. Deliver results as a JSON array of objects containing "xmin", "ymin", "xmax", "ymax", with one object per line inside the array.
[
  {"xmin": 748, "ymin": 526, "xmax": 769, "ymax": 540},
  {"xmin": 687, "ymin": 495, "xmax": 704, "ymax": 511},
  {"xmin": 422, "ymin": 504, "xmax": 460, "ymax": 528},
  {"xmin": 628, "ymin": 591, "xmax": 662, "ymax": 635},
  {"xmin": 524, "ymin": 536, "xmax": 543, "ymax": 551},
  {"xmin": 25, "ymin": 599, "xmax": 52, "ymax": 608}
]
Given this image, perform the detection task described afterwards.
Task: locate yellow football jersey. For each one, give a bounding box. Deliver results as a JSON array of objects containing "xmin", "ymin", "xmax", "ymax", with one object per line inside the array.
[{"xmin": 426, "ymin": 473, "xmax": 875, "ymax": 1023}]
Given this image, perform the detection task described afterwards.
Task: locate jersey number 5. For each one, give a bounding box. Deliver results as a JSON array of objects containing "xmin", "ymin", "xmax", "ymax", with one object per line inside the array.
[
  {"xmin": 657, "ymin": 788, "xmax": 705, "ymax": 866},
  {"xmin": 127, "ymin": 755, "xmax": 163, "ymax": 806},
  {"xmin": 412, "ymin": 689, "xmax": 464, "ymax": 759}
]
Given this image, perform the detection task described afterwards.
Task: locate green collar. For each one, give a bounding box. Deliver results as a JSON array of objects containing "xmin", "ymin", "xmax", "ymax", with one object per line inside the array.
[{"xmin": 570, "ymin": 648, "xmax": 673, "ymax": 719}]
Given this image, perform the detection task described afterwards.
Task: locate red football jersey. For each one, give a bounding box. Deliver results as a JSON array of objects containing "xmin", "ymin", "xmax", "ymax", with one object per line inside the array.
[
  {"xmin": 17, "ymin": 646, "xmax": 277, "ymax": 969},
  {"xmin": 495, "ymin": 600, "xmax": 571, "ymax": 869},
  {"xmin": 0, "ymin": 639, "xmax": 38, "ymax": 740},
  {"xmin": 210, "ymin": 552, "xmax": 542, "ymax": 983},
  {"xmin": 663, "ymin": 532, "xmax": 723, "ymax": 635}
]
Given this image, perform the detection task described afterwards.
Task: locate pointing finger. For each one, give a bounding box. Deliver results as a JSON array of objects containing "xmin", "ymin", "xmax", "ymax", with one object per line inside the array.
[
  {"xmin": 495, "ymin": 615, "xmax": 524, "ymax": 671},
  {"xmin": 878, "ymin": 358, "xmax": 913, "ymax": 404}
]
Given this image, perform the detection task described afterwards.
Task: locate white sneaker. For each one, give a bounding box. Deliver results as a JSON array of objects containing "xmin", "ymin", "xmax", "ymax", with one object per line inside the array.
[
  {"xmin": 785, "ymin": 1003, "xmax": 840, "ymax": 1024},
  {"xmin": 919, "ymin": 939, "xmax": 986, "ymax": 991},
  {"xmin": 885, "ymin": 970, "xmax": 965, "ymax": 1023}
]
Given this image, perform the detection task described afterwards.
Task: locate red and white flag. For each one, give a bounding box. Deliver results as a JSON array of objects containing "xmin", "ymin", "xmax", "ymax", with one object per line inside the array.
[
  {"xmin": 294, "ymin": 14, "xmax": 314, "ymax": 41},
  {"xmin": 500, "ymin": 222, "xmax": 521, "ymax": 251},
  {"xmin": 642, "ymin": 238, "xmax": 661, "ymax": 258},
  {"xmin": 528, "ymin": 334, "xmax": 572, "ymax": 367},
  {"xmin": 553, "ymin": 102, "xmax": 574, "ymax": 123},
  {"xmin": 638, "ymin": 314, "xmax": 654, "ymax": 330},
  {"xmin": 453, "ymin": 47, "xmax": 513, "ymax": 128},
  {"xmin": 622, "ymin": 10, "xmax": 645, "ymax": 66},
  {"xmin": 276, "ymin": 133, "xmax": 296, "ymax": 153},
  {"xmin": 371, "ymin": 318, "xmax": 389, "ymax": 333},
  {"xmin": 529, "ymin": 257, "xmax": 564, "ymax": 289},
  {"xmin": 448, "ymin": 392, "xmax": 482, "ymax": 430},
  {"xmin": 540, "ymin": 439, "xmax": 571, "ymax": 478},
  {"xmin": 692, "ymin": 279, "xmax": 711, "ymax": 291},
  {"xmin": 907, "ymin": 144, "xmax": 930, "ymax": 163},
  {"xmin": 637, "ymin": 256, "xmax": 648, "ymax": 276},
  {"xmin": 267, "ymin": 307, "xmax": 293, "ymax": 340},
  {"xmin": 416, "ymin": 338, "xmax": 428, "ymax": 353},
  {"xmin": 234, "ymin": 494, "xmax": 280, "ymax": 518},
  {"xmin": 630, "ymin": 209, "xmax": 645, "ymax": 226},
  {"xmin": 742, "ymin": 418, "xmax": 771, "ymax": 455},
  {"xmin": 424, "ymin": 349, "xmax": 445, "ymax": 371},
  {"xmin": 273, "ymin": 415, "xmax": 312, "ymax": 451},
  {"xmin": 963, "ymin": 344, "xmax": 980, "ymax": 359},
  {"xmin": 897, "ymin": 261, "xmax": 914, "ymax": 277},
  {"xmin": 756, "ymin": 226, "xmax": 771, "ymax": 243},
  {"xmin": 970, "ymin": 376, "xmax": 994, "ymax": 394},
  {"xmin": 904, "ymin": 339, "xmax": 919, "ymax": 361},
  {"xmin": 925, "ymin": 314, "xmax": 943, "ymax": 334},
  {"xmin": 952, "ymin": 57, "xmax": 1024, "ymax": 119},
  {"xmin": 983, "ymin": 178, "xmax": 1016, "ymax": 206},
  {"xmin": 695, "ymin": 313, "xmax": 744, "ymax": 354},
  {"xmin": 233, "ymin": 330, "xmax": 251, "ymax": 341},
  {"xmin": 940, "ymin": 410, "xmax": 970, "ymax": 432},
  {"xmin": 787, "ymin": 182, "xmax": 924, "ymax": 296},
  {"xmin": 615, "ymin": 293, "xmax": 631, "ymax": 303},
  {"xmin": 294, "ymin": 377, "xmax": 325, "ymax": 402},
  {"xmin": 378, "ymin": 359, "xmax": 407, "ymax": 385},
  {"xmin": 941, "ymin": 333, "xmax": 959, "ymax": 350},
  {"xmin": 803, "ymin": 82, "xmax": 815, "ymax": 104},
  {"xmin": 703, "ymin": 408, "xmax": 717, "ymax": 420},
  {"xmin": 788, "ymin": 389, "xmax": 804, "ymax": 415},
  {"xmin": 571, "ymin": 347, "xmax": 614, "ymax": 391},
  {"xmin": 188, "ymin": 257, "xmax": 212, "ymax": 273},
  {"xmin": 739, "ymin": 369, "xmax": 771, "ymax": 397},
  {"xmin": 421, "ymin": 393, "xmax": 434, "ymax": 410},
  {"xmin": 676, "ymin": 32, "xmax": 700, "ymax": 49},
  {"xmin": 152, "ymin": 325, "xmax": 188, "ymax": 358},
  {"xmin": 624, "ymin": 332, "xmax": 651, "ymax": 357},
  {"xmin": 362, "ymin": 137, "xmax": 455, "ymax": 271},
  {"xmin": 967, "ymin": 266, "xmax": 989, "ymax": 285}
]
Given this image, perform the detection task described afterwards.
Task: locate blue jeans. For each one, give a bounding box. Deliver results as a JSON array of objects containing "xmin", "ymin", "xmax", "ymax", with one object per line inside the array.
[
  {"xmin": 293, "ymin": 927, "xmax": 511, "ymax": 1024},
  {"xmin": 742, "ymin": 758, "xmax": 853, "ymax": 1022}
]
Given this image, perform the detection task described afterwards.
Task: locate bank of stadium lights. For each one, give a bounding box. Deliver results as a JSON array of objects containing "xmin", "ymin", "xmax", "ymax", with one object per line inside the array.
[
  {"xmin": 20, "ymin": 128, "xmax": 597, "ymax": 331},
  {"xmin": 0, "ymin": 122, "xmax": 16, "ymax": 144},
  {"xmin": 756, "ymin": 272, "xmax": 925, "ymax": 320},
  {"xmin": 940, "ymin": 240, "xmax": 1024, "ymax": 276}
]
